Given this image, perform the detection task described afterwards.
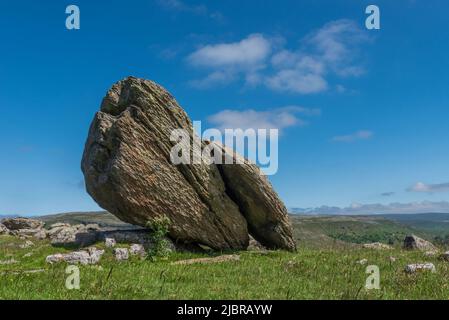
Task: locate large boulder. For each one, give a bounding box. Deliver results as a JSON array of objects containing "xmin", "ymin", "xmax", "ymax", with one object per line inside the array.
[
  {"xmin": 403, "ymin": 235, "xmax": 437, "ymax": 252},
  {"xmin": 82, "ymin": 76, "xmax": 295, "ymax": 251}
]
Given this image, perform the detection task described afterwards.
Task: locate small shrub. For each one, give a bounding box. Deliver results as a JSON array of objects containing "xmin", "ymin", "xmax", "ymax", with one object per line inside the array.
[{"xmin": 146, "ymin": 216, "xmax": 171, "ymax": 260}]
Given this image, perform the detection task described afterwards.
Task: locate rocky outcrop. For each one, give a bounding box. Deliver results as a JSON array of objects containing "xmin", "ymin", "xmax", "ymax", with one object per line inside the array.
[
  {"xmin": 49, "ymin": 224, "xmax": 99, "ymax": 248},
  {"xmin": 81, "ymin": 76, "xmax": 295, "ymax": 251},
  {"xmin": 2, "ymin": 218, "xmax": 44, "ymax": 230},
  {"xmin": 1, "ymin": 218, "xmax": 47, "ymax": 240},
  {"xmin": 403, "ymin": 235, "xmax": 437, "ymax": 252}
]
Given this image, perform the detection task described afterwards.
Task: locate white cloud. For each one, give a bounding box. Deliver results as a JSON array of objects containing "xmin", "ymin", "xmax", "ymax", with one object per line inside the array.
[
  {"xmin": 265, "ymin": 69, "xmax": 327, "ymax": 94},
  {"xmin": 189, "ymin": 70, "xmax": 236, "ymax": 89},
  {"xmin": 208, "ymin": 106, "xmax": 320, "ymax": 132},
  {"xmin": 187, "ymin": 34, "xmax": 271, "ymax": 68},
  {"xmin": 186, "ymin": 19, "xmax": 371, "ymax": 94},
  {"xmin": 407, "ymin": 182, "xmax": 449, "ymax": 193},
  {"xmin": 331, "ymin": 130, "xmax": 373, "ymax": 143}
]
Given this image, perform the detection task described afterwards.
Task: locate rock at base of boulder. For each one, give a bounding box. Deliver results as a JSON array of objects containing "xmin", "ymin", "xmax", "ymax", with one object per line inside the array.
[
  {"xmin": 129, "ymin": 244, "xmax": 146, "ymax": 257},
  {"xmin": 105, "ymin": 237, "xmax": 117, "ymax": 248},
  {"xmin": 113, "ymin": 248, "xmax": 129, "ymax": 261},
  {"xmin": 403, "ymin": 235, "xmax": 437, "ymax": 252}
]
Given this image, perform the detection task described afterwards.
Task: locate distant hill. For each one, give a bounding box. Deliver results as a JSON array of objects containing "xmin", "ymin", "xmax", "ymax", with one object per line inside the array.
[
  {"xmin": 289, "ymin": 214, "xmax": 432, "ymax": 249},
  {"xmin": 375, "ymin": 212, "xmax": 449, "ymax": 236}
]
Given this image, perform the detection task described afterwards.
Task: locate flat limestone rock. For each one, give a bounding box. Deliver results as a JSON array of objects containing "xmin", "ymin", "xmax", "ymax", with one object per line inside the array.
[
  {"xmin": 172, "ymin": 254, "xmax": 240, "ymax": 265},
  {"xmin": 82, "ymin": 76, "xmax": 295, "ymax": 251}
]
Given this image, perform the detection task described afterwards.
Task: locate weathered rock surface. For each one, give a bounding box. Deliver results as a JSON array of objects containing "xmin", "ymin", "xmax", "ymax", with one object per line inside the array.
[
  {"xmin": 2, "ymin": 218, "xmax": 44, "ymax": 230},
  {"xmin": 404, "ymin": 263, "xmax": 436, "ymax": 274},
  {"xmin": 81, "ymin": 76, "xmax": 295, "ymax": 251},
  {"xmin": 403, "ymin": 235, "xmax": 437, "ymax": 252}
]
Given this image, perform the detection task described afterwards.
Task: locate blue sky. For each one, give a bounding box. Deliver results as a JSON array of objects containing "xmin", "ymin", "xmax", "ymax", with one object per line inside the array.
[{"xmin": 1, "ymin": 0, "xmax": 449, "ymax": 215}]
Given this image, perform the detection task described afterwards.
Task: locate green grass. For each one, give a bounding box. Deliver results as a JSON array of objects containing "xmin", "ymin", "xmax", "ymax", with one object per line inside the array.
[{"xmin": 1, "ymin": 235, "xmax": 448, "ymax": 300}]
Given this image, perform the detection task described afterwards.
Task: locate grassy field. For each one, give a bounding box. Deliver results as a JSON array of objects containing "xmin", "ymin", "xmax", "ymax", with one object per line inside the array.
[{"xmin": 1, "ymin": 234, "xmax": 448, "ymax": 300}]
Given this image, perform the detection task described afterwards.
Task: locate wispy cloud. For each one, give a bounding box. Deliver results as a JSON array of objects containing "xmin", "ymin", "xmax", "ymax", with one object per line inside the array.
[
  {"xmin": 407, "ymin": 182, "xmax": 449, "ymax": 193},
  {"xmin": 156, "ymin": 0, "xmax": 224, "ymax": 22},
  {"xmin": 186, "ymin": 19, "xmax": 371, "ymax": 94},
  {"xmin": 208, "ymin": 106, "xmax": 320, "ymax": 133},
  {"xmin": 331, "ymin": 130, "xmax": 373, "ymax": 143},
  {"xmin": 266, "ymin": 20, "xmax": 369, "ymax": 94},
  {"xmin": 187, "ymin": 34, "xmax": 271, "ymax": 88}
]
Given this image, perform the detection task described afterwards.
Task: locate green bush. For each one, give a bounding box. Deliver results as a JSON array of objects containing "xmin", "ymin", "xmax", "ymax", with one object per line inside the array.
[{"xmin": 146, "ymin": 216, "xmax": 172, "ymax": 260}]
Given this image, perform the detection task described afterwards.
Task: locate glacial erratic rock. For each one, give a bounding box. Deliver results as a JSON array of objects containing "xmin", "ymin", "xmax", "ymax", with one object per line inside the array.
[{"xmin": 81, "ymin": 76, "xmax": 295, "ymax": 251}]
